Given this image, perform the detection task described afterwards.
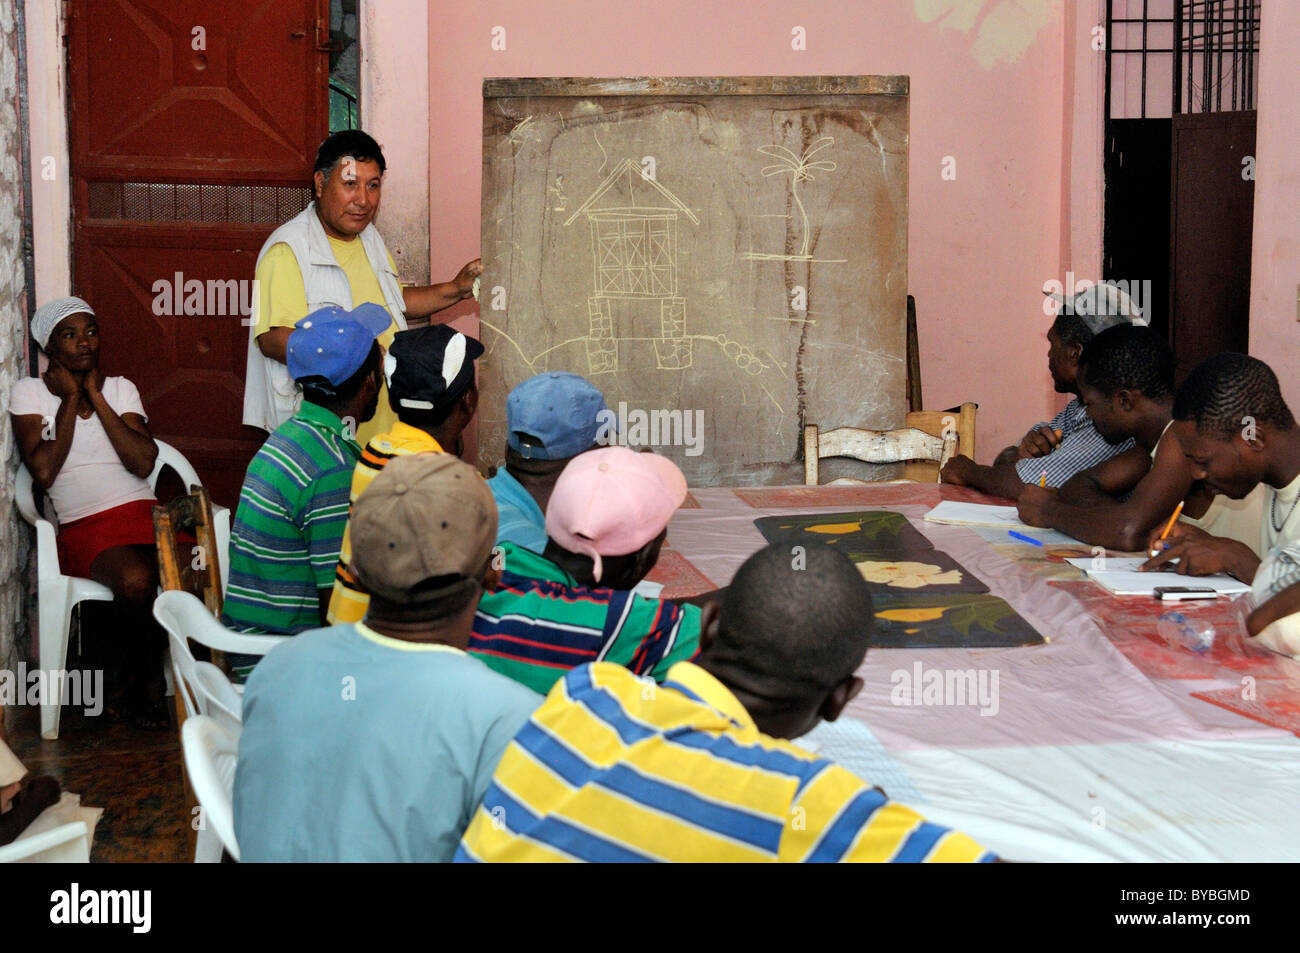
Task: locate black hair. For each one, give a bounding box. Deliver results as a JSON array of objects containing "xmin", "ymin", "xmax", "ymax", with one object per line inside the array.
[
  {"xmin": 1051, "ymin": 311, "xmax": 1095, "ymax": 349},
  {"xmin": 1173, "ymin": 353, "xmax": 1296, "ymax": 438},
  {"xmin": 710, "ymin": 543, "xmax": 873, "ymax": 700},
  {"xmin": 313, "ymin": 130, "xmax": 387, "ymax": 180},
  {"xmin": 1077, "ymin": 324, "xmax": 1174, "ymax": 401},
  {"xmin": 299, "ymin": 341, "xmax": 382, "ymax": 407}
]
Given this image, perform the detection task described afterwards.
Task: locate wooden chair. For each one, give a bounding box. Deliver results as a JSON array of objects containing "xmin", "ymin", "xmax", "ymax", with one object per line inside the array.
[
  {"xmin": 803, "ymin": 402, "xmax": 978, "ymax": 485},
  {"xmin": 153, "ymin": 486, "xmax": 224, "ymax": 862},
  {"xmin": 154, "ymin": 486, "xmax": 224, "ymax": 616}
]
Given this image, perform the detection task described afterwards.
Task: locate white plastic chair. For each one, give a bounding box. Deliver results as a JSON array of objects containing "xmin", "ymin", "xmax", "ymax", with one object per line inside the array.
[
  {"xmin": 0, "ymin": 820, "xmax": 91, "ymax": 863},
  {"xmin": 153, "ymin": 590, "xmax": 285, "ymax": 863},
  {"xmin": 153, "ymin": 591, "xmax": 285, "ymax": 725},
  {"xmin": 182, "ymin": 715, "xmax": 241, "ymax": 862},
  {"xmin": 14, "ymin": 440, "xmax": 231, "ymax": 739}
]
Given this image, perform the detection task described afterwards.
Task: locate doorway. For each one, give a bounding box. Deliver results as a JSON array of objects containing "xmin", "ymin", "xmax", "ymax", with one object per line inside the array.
[
  {"xmin": 1103, "ymin": 0, "xmax": 1260, "ymax": 378},
  {"xmin": 67, "ymin": 0, "xmax": 337, "ymax": 507}
]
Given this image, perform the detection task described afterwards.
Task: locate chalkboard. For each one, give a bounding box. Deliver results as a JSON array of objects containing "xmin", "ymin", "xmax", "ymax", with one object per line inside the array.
[{"xmin": 479, "ymin": 76, "xmax": 909, "ymax": 485}]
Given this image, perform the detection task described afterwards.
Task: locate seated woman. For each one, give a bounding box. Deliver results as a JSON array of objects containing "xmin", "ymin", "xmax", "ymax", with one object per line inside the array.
[{"xmin": 10, "ymin": 298, "xmax": 167, "ymax": 729}]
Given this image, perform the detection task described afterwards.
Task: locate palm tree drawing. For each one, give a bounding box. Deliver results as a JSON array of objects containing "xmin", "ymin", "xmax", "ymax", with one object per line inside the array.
[{"xmin": 753, "ymin": 136, "xmax": 837, "ymax": 259}]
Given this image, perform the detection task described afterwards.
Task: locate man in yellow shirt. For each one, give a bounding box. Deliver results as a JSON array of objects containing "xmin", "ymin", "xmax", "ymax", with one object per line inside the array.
[
  {"xmin": 244, "ymin": 129, "xmax": 481, "ymax": 444},
  {"xmin": 327, "ymin": 324, "xmax": 484, "ymax": 625},
  {"xmin": 457, "ymin": 541, "xmax": 996, "ymax": 863}
]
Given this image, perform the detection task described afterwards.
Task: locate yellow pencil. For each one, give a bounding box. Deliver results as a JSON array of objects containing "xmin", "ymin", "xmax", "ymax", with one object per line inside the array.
[
  {"xmin": 1151, "ymin": 501, "xmax": 1185, "ymax": 556},
  {"xmin": 1039, "ymin": 470, "xmax": 1047, "ymax": 488}
]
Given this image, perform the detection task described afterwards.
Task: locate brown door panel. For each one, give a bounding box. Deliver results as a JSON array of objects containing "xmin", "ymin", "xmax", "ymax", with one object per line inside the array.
[
  {"xmin": 69, "ymin": 0, "xmax": 327, "ymax": 180},
  {"xmin": 69, "ymin": 0, "xmax": 329, "ymax": 509},
  {"xmin": 1169, "ymin": 111, "xmax": 1256, "ymax": 375}
]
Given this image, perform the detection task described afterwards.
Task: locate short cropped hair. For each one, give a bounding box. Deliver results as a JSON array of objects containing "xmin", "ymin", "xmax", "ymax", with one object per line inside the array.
[
  {"xmin": 1078, "ymin": 324, "xmax": 1174, "ymax": 400},
  {"xmin": 711, "ymin": 543, "xmax": 873, "ymax": 702},
  {"xmin": 1173, "ymin": 352, "xmax": 1296, "ymax": 437},
  {"xmin": 1051, "ymin": 311, "xmax": 1095, "ymax": 350},
  {"xmin": 313, "ymin": 130, "xmax": 387, "ymax": 181}
]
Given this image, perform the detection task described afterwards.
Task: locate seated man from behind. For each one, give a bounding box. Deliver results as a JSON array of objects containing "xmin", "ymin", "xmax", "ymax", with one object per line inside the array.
[
  {"xmin": 222, "ymin": 305, "xmax": 386, "ymax": 677},
  {"xmin": 327, "ymin": 324, "xmax": 484, "ymax": 625},
  {"xmin": 1140, "ymin": 354, "xmax": 1300, "ymax": 582},
  {"xmin": 941, "ymin": 284, "xmax": 1140, "ymax": 498},
  {"xmin": 489, "ymin": 371, "xmax": 610, "ymax": 553},
  {"xmin": 470, "ymin": 446, "xmax": 704, "ymax": 695},
  {"xmin": 457, "ymin": 541, "xmax": 995, "ymax": 863},
  {"xmin": 234, "ymin": 453, "xmax": 541, "ymax": 862},
  {"xmin": 1016, "ymin": 324, "xmax": 1263, "ymax": 552}
]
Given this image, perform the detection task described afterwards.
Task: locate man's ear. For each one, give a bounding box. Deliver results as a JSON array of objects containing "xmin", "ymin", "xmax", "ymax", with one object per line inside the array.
[
  {"xmin": 1065, "ymin": 341, "xmax": 1083, "ymax": 368},
  {"xmin": 818, "ymin": 675, "xmax": 864, "ymax": 724},
  {"xmin": 313, "ymin": 169, "xmax": 327, "ymax": 199},
  {"xmin": 1116, "ymin": 388, "xmax": 1134, "ymax": 413},
  {"xmin": 697, "ymin": 599, "xmax": 722, "ymax": 655},
  {"xmin": 461, "ymin": 385, "xmax": 479, "ymax": 421},
  {"xmin": 480, "ymin": 563, "xmax": 502, "ymax": 594}
]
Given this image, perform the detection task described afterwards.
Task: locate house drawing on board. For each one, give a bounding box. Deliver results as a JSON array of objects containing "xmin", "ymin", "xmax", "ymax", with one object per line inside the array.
[{"xmin": 563, "ymin": 159, "xmax": 700, "ymax": 373}]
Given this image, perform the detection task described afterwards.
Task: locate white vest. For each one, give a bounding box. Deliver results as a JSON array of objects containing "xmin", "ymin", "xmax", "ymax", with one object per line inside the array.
[{"xmin": 242, "ymin": 204, "xmax": 407, "ymax": 432}]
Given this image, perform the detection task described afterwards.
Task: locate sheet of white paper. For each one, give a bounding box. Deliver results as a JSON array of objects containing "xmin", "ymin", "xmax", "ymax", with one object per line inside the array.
[
  {"xmin": 1063, "ymin": 557, "xmax": 1249, "ymax": 595},
  {"xmin": 924, "ymin": 500, "xmax": 1030, "ymax": 528}
]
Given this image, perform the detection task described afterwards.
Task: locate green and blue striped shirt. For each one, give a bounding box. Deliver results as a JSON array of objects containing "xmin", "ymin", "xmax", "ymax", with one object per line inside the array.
[{"xmin": 222, "ymin": 401, "xmax": 361, "ymax": 638}]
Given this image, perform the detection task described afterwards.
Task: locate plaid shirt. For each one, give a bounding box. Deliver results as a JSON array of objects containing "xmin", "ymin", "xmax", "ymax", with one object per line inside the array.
[{"xmin": 1014, "ymin": 398, "xmax": 1133, "ymax": 488}]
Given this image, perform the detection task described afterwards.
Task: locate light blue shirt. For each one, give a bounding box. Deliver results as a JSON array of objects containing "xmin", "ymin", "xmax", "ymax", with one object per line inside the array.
[
  {"xmin": 488, "ymin": 467, "xmax": 548, "ymax": 553},
  {"xmin": 233, "ymin": 622, "xmax": 541, "ymax": 862}
]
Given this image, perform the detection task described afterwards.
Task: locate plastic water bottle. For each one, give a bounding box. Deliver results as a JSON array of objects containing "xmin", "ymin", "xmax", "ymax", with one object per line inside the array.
[{"xmin": 1156, "ymin": 611, "xmax": 1216, "ymax": 654}]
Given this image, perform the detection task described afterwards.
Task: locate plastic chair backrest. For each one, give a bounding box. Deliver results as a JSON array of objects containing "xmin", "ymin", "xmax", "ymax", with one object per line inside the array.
[
  {"xmin": 153, "ymin": 590, "xmax": 288, "ymax": 657},
  {"xmin": 15, "ymin": 439, "xmax": 199, "ymax": 532},
  {"xmin": 181, "ymin": 715, "xmax": 241, "ymax": 861}
]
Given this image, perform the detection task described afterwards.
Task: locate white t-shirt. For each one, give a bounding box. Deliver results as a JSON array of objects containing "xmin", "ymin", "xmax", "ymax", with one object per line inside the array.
[
  {"xmin": 1261, "ymin": 469, "xmax": 1300, "ymax": 555},
  {"xmin": 9, "ymin": 376, "xmax": 156, "ymax": 523}
]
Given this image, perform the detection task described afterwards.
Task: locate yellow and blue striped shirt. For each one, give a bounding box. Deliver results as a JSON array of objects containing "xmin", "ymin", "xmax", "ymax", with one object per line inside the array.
[{"xmin": 456, "ymin": 661, "xmax": 995, "ymax": 863}]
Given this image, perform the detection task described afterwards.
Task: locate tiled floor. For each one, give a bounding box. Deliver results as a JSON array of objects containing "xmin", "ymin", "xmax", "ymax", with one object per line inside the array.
[{"xmin": 3, "ymin": 693, "xmax": 191, "ymax": 863}]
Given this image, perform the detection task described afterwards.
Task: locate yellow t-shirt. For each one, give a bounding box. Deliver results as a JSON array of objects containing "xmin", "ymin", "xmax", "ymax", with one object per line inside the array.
[
  {"xmin": 325, "ymin": 422, "xmax": 445, "ymax": 626},
  {"xmin": 254, "ymin": 238, "xmax": 403, "ymax": 446}
]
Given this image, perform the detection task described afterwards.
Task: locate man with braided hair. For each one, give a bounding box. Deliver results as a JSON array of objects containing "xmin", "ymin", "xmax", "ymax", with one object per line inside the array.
[
  {"xmin": 1016, "ymin": 326, "xmax": 1264, "ymax": 553},
  {"xmin": 1140, "ymin": 353, "xmax": 1300, "ymax": 583}
]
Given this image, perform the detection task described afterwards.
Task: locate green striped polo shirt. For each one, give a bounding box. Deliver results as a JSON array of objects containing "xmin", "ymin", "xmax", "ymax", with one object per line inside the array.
[
  {"xmin": 469, "ymin": 542, "xmax": 702, "ymax": 695},
  {"xmin": 222, "ymin": 401, "xmax": 362, "ymax": 638}
]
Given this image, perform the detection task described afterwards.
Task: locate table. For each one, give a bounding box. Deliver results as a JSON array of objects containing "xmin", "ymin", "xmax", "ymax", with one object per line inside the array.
[{"xmin": 646, "ymin": 482, "xmax": 1300, "ymax": 862}]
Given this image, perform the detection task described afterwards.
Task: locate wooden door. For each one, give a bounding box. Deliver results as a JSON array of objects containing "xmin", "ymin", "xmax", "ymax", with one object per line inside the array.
[
  {"xmin": 1169, "ymin": 111, "xmax": 1256, "ymax": 377},
  {"xmin": 68, "ymin": 0, "xmax": 331, "ymax": 507}
]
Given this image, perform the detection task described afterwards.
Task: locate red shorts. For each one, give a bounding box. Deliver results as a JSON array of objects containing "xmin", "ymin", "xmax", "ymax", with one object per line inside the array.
[{"xmin": 57, "ymin": 499, "xmax": 159, "ymax": 580}]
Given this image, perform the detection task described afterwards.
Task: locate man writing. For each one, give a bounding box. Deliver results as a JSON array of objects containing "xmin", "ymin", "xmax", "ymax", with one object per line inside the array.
[
  {"xmin": 1141, "ymin": 353, "xmax": 1300, "ymax": 582},
  {"xmin": 244, "ymin": 129, "xmax": 482, "ymax": 445},
  {"xmin": 1015, "ymin": 324, "xmax": 1263, "ymax": 553}
]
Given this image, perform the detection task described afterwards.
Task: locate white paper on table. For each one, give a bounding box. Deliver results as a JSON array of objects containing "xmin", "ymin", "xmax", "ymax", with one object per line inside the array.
[
  {"xmin": 924, "ymin": 500, "xmax": 1031, "ymax": 528},
  {"xmin": 1064, "ymin": 556, "xmax": 1249, "ymax": 595}
]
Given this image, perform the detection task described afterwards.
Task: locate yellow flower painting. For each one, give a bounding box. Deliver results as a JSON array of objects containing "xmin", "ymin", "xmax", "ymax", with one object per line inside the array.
[{"xmin": 857, "ymin": 560, "xmax": 964, "ymax": 589}]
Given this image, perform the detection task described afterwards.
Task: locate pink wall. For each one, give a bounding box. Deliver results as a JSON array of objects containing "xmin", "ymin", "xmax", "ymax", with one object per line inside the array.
[
  {"xmin": 1249, "ymin": 0, "xmax": 1300, "ymax": 410},
  {"xmin": 427, "ymin": 0, "xmax": 1081, "ymax": 466}
]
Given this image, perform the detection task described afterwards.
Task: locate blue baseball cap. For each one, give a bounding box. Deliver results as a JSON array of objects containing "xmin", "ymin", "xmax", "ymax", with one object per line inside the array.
[
  {"xmin": 287, "ymin": 303, "xmax": 391, "ymax": 385},
  {"xmin": 507, "ymin": 372, "xmax": 611, "ymax": 460}
]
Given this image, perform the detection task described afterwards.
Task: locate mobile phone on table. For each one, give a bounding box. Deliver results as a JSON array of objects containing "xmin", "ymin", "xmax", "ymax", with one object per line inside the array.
[{"xmin": 1153, "ymin": 586, "xmax": 1217, "ymax": 602}]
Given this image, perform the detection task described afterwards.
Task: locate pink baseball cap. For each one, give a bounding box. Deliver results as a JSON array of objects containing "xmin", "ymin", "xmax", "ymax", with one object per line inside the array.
[{"xmin": 545, "ymin": 447, "xmax": 687, "ymax": 582}]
